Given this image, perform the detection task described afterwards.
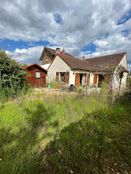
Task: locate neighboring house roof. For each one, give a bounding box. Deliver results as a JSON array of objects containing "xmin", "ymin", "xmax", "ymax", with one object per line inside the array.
[
  {"xmin": 57, "ymin": 52, "xmax": 127, "ymax": 72},
  {"xmin": 23, "ymin": 64, "xmax": 47, "ymax": 73},
  {"xmin": 85, "ymin": 52, "xmax": 127, "ymax": 72},
  {"xmin": 39, "ymin": 47, "xmax": 70, "ymax": 62},
  {"xmin": 39, "ymin": 47, "xmax": 56, "ymax": 61}
]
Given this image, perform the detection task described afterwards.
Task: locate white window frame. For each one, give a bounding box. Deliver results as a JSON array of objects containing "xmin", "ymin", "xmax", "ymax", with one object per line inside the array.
[{"xmin": 35, "ymin": 72, "xmax": 41, "ymax": 79}]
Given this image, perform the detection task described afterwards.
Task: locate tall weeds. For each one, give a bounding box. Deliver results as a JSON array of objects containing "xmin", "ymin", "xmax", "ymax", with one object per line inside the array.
[{"xmin": 0, "ymin": 87, "xmax": 130, "ymax": 174}]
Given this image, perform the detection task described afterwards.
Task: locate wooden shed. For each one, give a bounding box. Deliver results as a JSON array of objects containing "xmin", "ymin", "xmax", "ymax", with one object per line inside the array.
[{"xmin": 24, "ymin": 64, "xmax": 47, "ymax": 87}]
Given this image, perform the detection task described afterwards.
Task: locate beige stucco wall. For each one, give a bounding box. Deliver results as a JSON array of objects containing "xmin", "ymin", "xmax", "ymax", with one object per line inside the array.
[
  {"xmin": 69, "ymin": 71, "xmax": 75, "ymax": 85},
  {"xmin": 112, "ymin": 54, "xmax": 128, "ymax": 90},
  {"xmin": 48, "ymin": 56, "xmax": 91, "ymax": 86},
  {"xmin": 48, "ymin": 55, "xmax": 71, "ymax": 83}
]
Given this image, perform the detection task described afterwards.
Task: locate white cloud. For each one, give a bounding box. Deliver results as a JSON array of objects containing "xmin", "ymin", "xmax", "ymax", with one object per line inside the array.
[
  {"xmin": 6, "ymin": 46, "xmax": 43, "ymax": 64},
  {"xmin": 0, "ymin": 0, "xmax": 131, "ymax": 63}
]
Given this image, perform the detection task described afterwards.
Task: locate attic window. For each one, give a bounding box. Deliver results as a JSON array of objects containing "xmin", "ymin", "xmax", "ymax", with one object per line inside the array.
[{"xmin": 35, "ymin": 72, "xmax": 40, "ymax": 78}]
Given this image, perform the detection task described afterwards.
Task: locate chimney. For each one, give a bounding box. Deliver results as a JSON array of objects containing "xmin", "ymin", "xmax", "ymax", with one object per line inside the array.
[
  {"xmin": 82, "ymin": 56, "xmax": 85, "ymax": 59},
  {"xmin": 56, "ymin": 48, "xmax": 61, "ymax": 54}
]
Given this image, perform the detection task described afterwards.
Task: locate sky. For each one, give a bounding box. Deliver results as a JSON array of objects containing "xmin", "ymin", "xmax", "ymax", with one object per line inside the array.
[{"xmin": 0, "ymin": 0, "xmax": 131, "ymax": 66}]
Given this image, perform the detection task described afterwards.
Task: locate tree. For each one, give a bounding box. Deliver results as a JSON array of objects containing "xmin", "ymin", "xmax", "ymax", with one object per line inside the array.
[{"xmin": 0, "ymin": 50, "xmax": 26, "ymax": 98}]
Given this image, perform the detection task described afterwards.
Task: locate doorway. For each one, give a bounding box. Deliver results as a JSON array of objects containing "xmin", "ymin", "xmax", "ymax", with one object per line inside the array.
[
  {"xmin": 75, "ymin": 73, "xmax": 86, "ymax": 86},
  {"xmin": 98, "ymin": 74, "xmax": 105, "ymax": 87}
]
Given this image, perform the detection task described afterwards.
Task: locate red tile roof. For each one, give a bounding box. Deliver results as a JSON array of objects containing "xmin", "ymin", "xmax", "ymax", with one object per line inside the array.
[
  {"xmin": 85, "ymin": 52, "xmax": 127, "ymax": 72},
  {"xmin": 40, "ymin": 47, "xmax": 127, "ymax": 72},
  {"xmin": 57, "ymin": 52, "xmax": 126, "ymax": 72},
  {"xmin": 58, "ymin": 53, "xmax": 90, "ymax": 71}
]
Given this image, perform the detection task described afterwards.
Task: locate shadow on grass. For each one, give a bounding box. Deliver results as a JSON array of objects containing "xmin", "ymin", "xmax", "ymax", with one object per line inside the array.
[
  {"xmin": 0, "ymin": 103, "xmax": 59, "ymax": 174},
  {"xmin": 40, "ymin": 97, "xmax": 131, "ymax": 174}
]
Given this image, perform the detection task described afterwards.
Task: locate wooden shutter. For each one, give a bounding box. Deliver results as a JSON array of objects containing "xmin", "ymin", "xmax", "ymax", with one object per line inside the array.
[
  {"xmin": 65, "ymin": 72, "xmax": 69, "ymax": 83},
  {"xmin": 93, "ymin": 74, "xmax": 98, "ymax": 85},
  {"xmin": 75, "ymin": 73, "xmax": 80, "ymax": 86},
  {"xmin": 86, "ymin": 74, "xmax": 90, "ymax": 86}
]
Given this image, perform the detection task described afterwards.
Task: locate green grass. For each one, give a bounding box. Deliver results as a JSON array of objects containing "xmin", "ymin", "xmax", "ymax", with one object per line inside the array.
[
  {"xmin": 41, "ymin": 96, "xmax": 131, "ymax": 174},
  {"xmin": 0, "ymin": 91, "xmax": 131, "ymax": 174}
]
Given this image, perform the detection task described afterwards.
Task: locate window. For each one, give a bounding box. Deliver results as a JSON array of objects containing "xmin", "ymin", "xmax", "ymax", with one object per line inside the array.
[
  {"xmin": 56, "ymin": 72, "xmax": 69, "ymax": 83},
  {"xmin": 60, "ymin": 72, "xmax": 65, "ymax": 82},
  {"xmin": 35, "ymin": 72, "xmax": 40, "ymax": 78}
]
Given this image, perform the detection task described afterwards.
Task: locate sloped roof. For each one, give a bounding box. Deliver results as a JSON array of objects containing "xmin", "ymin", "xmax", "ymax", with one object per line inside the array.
[
  {"xmin": 85, "ymin": 52, "xmax": 126, "ymax": 72},
  {"xmin": 24, "ymin": 64, "xmax": 47, "ymax": 73},
  {"xmin": 39, "ymin": 47, "xmax": 56, "ymax": 61},
  {"xmin": 58, "ymin": 53, "xmax": 90, "ymax": 71},
  {"xmin": 39, "ymin": 47, "xmax": 71, "ymax": 61},
  {"xmin": 45, "ymin": 47, "xmax": 56, "ymax": 56},
  {"xmin": 40, "ymin": 47, "xmax": 127, "ymax": 72},
  {"xmin": 57, "ymin": 52, "xmax": 126, "ymax": 72}
]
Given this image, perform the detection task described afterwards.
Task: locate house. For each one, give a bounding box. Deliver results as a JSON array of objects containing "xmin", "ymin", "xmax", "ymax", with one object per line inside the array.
[
  {"xmin": 39, "ymin": 47, "xmax": 56, "ymax": 65},
  {"xmin": 39, "ymin": 47, "xmax": 66, "ymax": 70},
  {"xmin": 24, "ymin": 64, "xmax": 47, "ymax": 87},
  {"xmin": 46, "ymin": 48, "xmax": 128, "ymax": 90}
]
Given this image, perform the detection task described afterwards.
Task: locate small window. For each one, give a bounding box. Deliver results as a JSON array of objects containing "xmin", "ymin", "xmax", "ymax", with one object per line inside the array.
[{"xmin": 35, "ymin": 72, "xmax": 40, "ymax": 78}]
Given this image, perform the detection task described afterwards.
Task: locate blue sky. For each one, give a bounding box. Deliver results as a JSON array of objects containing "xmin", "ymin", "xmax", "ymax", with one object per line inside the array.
[
  {"xmin": 0, "ymin": 0, "xmax": 131, "ymax": 65},
  {"xmin": 117, "ymin": 9, "xmax": 131, "ymax": 25},
  {"xmin": 0, "ymin": 39, "xmax": 50, "ymax": 51}
]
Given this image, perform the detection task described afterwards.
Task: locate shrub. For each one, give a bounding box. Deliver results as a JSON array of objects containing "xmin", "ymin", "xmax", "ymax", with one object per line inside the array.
[{"xmin": 0, "ymin": 50, "xmax": 27, "ymax": 100}]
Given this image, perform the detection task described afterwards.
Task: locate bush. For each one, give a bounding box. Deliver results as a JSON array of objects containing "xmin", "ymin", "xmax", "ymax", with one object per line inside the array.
[{"xmin": 0, "ymin": 50, "xmax": 27, "ymax": 100}]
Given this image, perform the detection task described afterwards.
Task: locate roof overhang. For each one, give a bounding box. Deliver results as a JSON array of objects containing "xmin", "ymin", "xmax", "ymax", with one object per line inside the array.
[{"xmin": 24, "ymin": 64, "xmax": 47, "ymax": 73}]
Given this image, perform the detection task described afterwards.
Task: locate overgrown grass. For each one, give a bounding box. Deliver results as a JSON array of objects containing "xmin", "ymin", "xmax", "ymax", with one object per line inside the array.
[
  {"xmin": 0, "ymin": 91, "xmax": 131, "ymax": 174},
  {"xmin": 41, "ymin": 96, "xmax": 131, "ymax": 174},
  {"xmin": 0, "ymin": 84, "xmax": 28, "ymax": 102}
]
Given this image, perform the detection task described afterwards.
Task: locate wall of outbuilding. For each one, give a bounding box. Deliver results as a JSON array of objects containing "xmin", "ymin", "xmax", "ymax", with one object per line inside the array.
[{"xmin": 26, "ymin": 66, "xmax": 46, "ymax": 87}]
